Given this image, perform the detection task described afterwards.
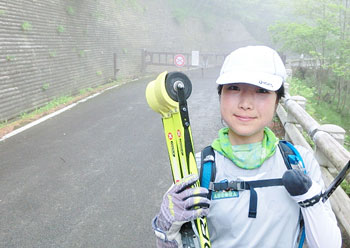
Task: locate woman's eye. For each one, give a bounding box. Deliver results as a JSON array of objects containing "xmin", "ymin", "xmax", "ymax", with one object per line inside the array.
[
  {"xmin": 257, "ymin": 88, "xmax": 269, "ymax": 94},
  {"xmin": 227, "ymin": 85, "xmax": 240, "ymax": 91}
]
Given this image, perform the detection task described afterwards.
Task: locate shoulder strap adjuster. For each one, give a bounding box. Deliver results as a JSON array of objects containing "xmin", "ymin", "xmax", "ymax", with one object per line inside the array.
[
  {"xmin": 203, "ymin": 154, "xmax": 215, "ymax": 163},
  {"xmin": 208, "ymin": 182, "xmax": 215, "ymax": 191}
]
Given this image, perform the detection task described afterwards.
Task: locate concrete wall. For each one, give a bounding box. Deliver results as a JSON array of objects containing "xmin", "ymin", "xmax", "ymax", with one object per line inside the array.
[{"xmin": 0, "ymin": 0, "xmax": 256, "ymax": 122}]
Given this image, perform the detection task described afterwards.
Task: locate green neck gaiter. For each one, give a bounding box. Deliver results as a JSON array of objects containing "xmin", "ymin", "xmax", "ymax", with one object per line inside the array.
[{"xmin": 211, "ymin": 127, "xmax": 279, "ymax": 170}]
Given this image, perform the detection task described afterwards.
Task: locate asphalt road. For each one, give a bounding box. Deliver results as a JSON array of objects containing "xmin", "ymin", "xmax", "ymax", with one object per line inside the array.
[{"xmin": 0, "ymin": 67, "xmax": 222, "ymax": 248}]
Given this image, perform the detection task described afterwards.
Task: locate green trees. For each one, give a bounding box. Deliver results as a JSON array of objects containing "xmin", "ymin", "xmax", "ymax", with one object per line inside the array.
[{"xmin": 269, "ymin": 0, "xmax": 350, "ymax": 117}]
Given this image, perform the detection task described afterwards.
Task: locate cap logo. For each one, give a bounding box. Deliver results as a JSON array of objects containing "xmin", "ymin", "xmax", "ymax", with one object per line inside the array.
[{"xmin": 258, "ymin": 80, "xmax": 273, "ymax": 88}]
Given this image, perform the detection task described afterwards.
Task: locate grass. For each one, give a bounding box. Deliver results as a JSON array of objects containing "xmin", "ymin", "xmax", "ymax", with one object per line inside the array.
[
  {"xmin": 57, "ymin": 25, "xmax": 65, "ymax": 33},
  {"xmin": 66, "ymin": 6, "xmax": 75, "ymax": 15},
  {"xmin": 42, "ymin": 83, "xmax": 50, "ymax": 91},
  {"xmin": 0, "ymin": 80, "xmax": 123, "ymax": 137},
  {"xmin": 21, "ymin": 22, "xmax": 32, "ymax": 31},
  {"xmin": 6, "ymin": 55, "xmax": 15, "ymax": 61},
  {"xmin": 0, "ymin": 72, "xmax": 159, "ymax": 139},
  {"xmin": 49, "ymin": 50, "xmax": 57, "ymax": 58},
  {"xmin": 17, "ymin": 96, "xmax": 74, "ymax": 121},
  {"xmin": 0, "ymin": 120, "xmax": 8, "ymax": 129}
]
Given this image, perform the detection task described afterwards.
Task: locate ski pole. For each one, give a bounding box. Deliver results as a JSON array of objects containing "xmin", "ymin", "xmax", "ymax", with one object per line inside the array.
[{"xmin": 322, "ymin": 160, "xmax": 350, "ymax": 202}]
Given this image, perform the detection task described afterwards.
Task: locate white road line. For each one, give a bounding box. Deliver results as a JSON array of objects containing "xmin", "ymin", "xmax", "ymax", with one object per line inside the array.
[{"xmin": 0, "ymin": 82, "xmax": 126, "ymax": 142}]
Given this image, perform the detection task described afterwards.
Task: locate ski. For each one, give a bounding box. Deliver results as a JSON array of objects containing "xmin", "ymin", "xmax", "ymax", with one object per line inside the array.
[{"xmin": 146, "ymin": 71, "xmax": 211, "ymax": 248}]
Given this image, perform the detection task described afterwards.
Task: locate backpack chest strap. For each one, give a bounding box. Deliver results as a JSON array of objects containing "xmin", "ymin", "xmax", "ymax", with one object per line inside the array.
[
  {"xmin": 209, "ymin": 178, "xmax": 283, "ymax": 191},
  {"xmin": 210, "ymin": 178, "xmax": 284, "ymax": 218}
]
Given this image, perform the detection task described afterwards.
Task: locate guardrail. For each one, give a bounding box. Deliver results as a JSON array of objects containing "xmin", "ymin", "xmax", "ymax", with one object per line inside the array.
[
  {"xmin": 277, "ymin": 69, "xmax": 350, "ymax": 239},
  {"xmin": 285, "ymin": 58, "xmax": 321, "ymax": 69}
]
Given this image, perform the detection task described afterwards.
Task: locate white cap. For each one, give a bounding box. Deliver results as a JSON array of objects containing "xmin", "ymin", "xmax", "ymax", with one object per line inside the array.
[{"xmin": 216, "ymin": 46, "xmax": 287, "ymax": 91}]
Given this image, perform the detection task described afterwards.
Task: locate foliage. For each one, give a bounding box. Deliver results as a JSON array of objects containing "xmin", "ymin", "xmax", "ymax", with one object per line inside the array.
[
  {"xmin": 270, "ymin": 0, "xmax": 350, "ymax": 135},
  {"xmin": 163, "ymin": 0, "xmax": 294, "ymax": 42},
  {"xmin": 19, "ymin": 96, "xmax": 74, "ymax": 121},
  {"xmin": 42, "ymin": 83, "xmax": 50, "ymax": 91},
  {"xmin": 114, "ymin": 0, "xmax": 145, "ymax": 13},
  {"xmin": 269, "ymin": 1, "xmax": 341, "ymax": 66},
  {"xmin": 289, "ymin": 77, "xmax": 350, "ymax": 150},
  {"xmin": 49, "ymin": 50, "xmax": 57, "ymax": 58},
  {"xmin": 79, "ymin": 88, "xmax": 93, "ymax": 95},
  {"xmin": 0, "ymin": 120, "xmax": 8, "ymax": 129},
  {"xmin": 166, "ymin": 0, "xmax": 193, "ymax": 24},
  {"xmin": 6, "ymin": 55, "xmax": 15, "ymax": 61},
  {"xmin": 57, "ymin": 25, "xmax": 65, "ymax": 33},
  {"xmin": 288, "ymin": 77, "xmax": 316, "ymax": 115},
  {"xmin": 166, "ymin": 0, "xmax": 219, "ymax": 30},
  {"xmin": 78, "ymin": 50, "xmax": 85, "ymax": 57},
  {"xmin": 222, "ymin": 0, "xmax": 293, "ymax": 44},
  {"xmin": 341, "ymin": 181, "xmax": 350, "ymax": 196},
  {"xmin": 21, "ymin": 22, "xmax": 32, "ymax": 31},
  {"xmin": 66, "ymin": 6, "xmax": 75, "ymax": 15}
]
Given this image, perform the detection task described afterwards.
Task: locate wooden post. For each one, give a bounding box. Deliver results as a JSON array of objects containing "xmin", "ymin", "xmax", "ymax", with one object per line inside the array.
[
  {"xmin": 284, "ymin": 98, "xmax": 320, "ymax": 136},
  {"xmin": 319, "ymin": 124, "xmax": 346, "ymax": 146},
  {"xmin": 290, "ymin": 95, "xmax": 306, "ymax": 109},
  {"xmin": 313, "ymin": 129, "xmax": 350, "ymax": 181},
  {"xmin": 314, "ymin": 124, "xmax": 346, "ymax": 169}
]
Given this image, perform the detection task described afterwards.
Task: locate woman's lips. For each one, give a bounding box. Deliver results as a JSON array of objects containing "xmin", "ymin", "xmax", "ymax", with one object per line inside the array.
[{"xmin": 234, "ymin": 114, "xmax": 256, "ymax": 121}]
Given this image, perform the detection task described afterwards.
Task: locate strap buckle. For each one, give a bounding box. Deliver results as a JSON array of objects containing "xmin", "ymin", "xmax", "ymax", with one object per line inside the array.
[
  {"xmin": 210, "ymin": 179, "xmax": 248, "ymax": 191},
  {"xmin": 227, "ymin": 180, "xmax": 245, "ymax": 191}
]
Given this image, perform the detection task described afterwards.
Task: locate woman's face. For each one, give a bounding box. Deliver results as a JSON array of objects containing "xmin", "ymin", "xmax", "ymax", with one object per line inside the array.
[{"xmin": 220, "ymin": 83, "xmax": 278, "ymax": 145}]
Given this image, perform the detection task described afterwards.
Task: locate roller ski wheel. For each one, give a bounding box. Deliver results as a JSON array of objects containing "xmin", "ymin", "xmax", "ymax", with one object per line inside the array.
[
  {"xmin": 145, "ymin": 71, "xmax": 192, "ymax": 116},
  {"xmin": 165, "ymin": 72, "xmax": 192, "ymax": 102}
]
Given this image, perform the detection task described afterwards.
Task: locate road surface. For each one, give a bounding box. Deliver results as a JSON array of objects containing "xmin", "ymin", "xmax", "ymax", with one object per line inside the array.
[{"xmin": 0, "ymin": 67, "xmax": 222, "ymax": 247}]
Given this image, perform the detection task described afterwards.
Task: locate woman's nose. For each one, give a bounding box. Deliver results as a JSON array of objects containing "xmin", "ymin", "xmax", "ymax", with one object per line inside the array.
[{"xmin": 238, "ymin": 90, "xmax": 254, "ymax": 110}]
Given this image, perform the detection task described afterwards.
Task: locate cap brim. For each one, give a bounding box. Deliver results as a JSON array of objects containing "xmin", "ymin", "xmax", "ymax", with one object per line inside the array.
[{"xmin": 216, "ymin": 70, "xmax": 283, "ymax": 91}]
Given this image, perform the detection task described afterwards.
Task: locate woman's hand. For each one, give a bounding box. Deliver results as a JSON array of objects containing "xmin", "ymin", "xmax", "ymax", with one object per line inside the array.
[{"xmin": 152, "ymin": 174, "xmax": 210, "ymax": 246}]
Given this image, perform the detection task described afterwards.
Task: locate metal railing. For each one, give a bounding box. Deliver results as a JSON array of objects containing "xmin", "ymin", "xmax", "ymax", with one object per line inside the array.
[{"xmin": 140, "ymin": 49, "xmax": 226, "ymax": 72}]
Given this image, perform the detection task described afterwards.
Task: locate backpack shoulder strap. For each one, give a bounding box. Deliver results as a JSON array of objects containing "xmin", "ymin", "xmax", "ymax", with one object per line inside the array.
[
  {"xmin": 278, "ymin": 141, "xmax": 306, "ymax": 248},
  {"xmin": 278, "ymin": 140, "xmax": 306, "ymax": 171},
  {"xmin": 199, "ymin": 146, "xmax": 216, "ymax": 192}
]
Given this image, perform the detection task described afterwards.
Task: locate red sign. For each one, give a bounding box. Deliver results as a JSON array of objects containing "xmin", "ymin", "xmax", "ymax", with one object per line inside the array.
[
  {"xmin": 174, "ymin": 54, "xmax": 185, "ymax": 67},
  {"xmin": 177, "ymin": 130, "xmax": 181, "ymax": 137},
  {"xmin": 168, "ymin": 132, "xmax": 173, "ymax": 140}
]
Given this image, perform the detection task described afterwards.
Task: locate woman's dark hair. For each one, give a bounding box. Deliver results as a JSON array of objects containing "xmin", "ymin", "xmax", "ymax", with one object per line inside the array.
[{"xmin": 217, "ymin": 84, "xmax": 285, "ymax": 101}]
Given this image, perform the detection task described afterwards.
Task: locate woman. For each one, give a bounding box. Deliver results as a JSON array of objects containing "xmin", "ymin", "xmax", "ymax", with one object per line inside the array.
[{"xmin": 151, "ymin": 46, "xmax": 342, "ymax": 248}]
